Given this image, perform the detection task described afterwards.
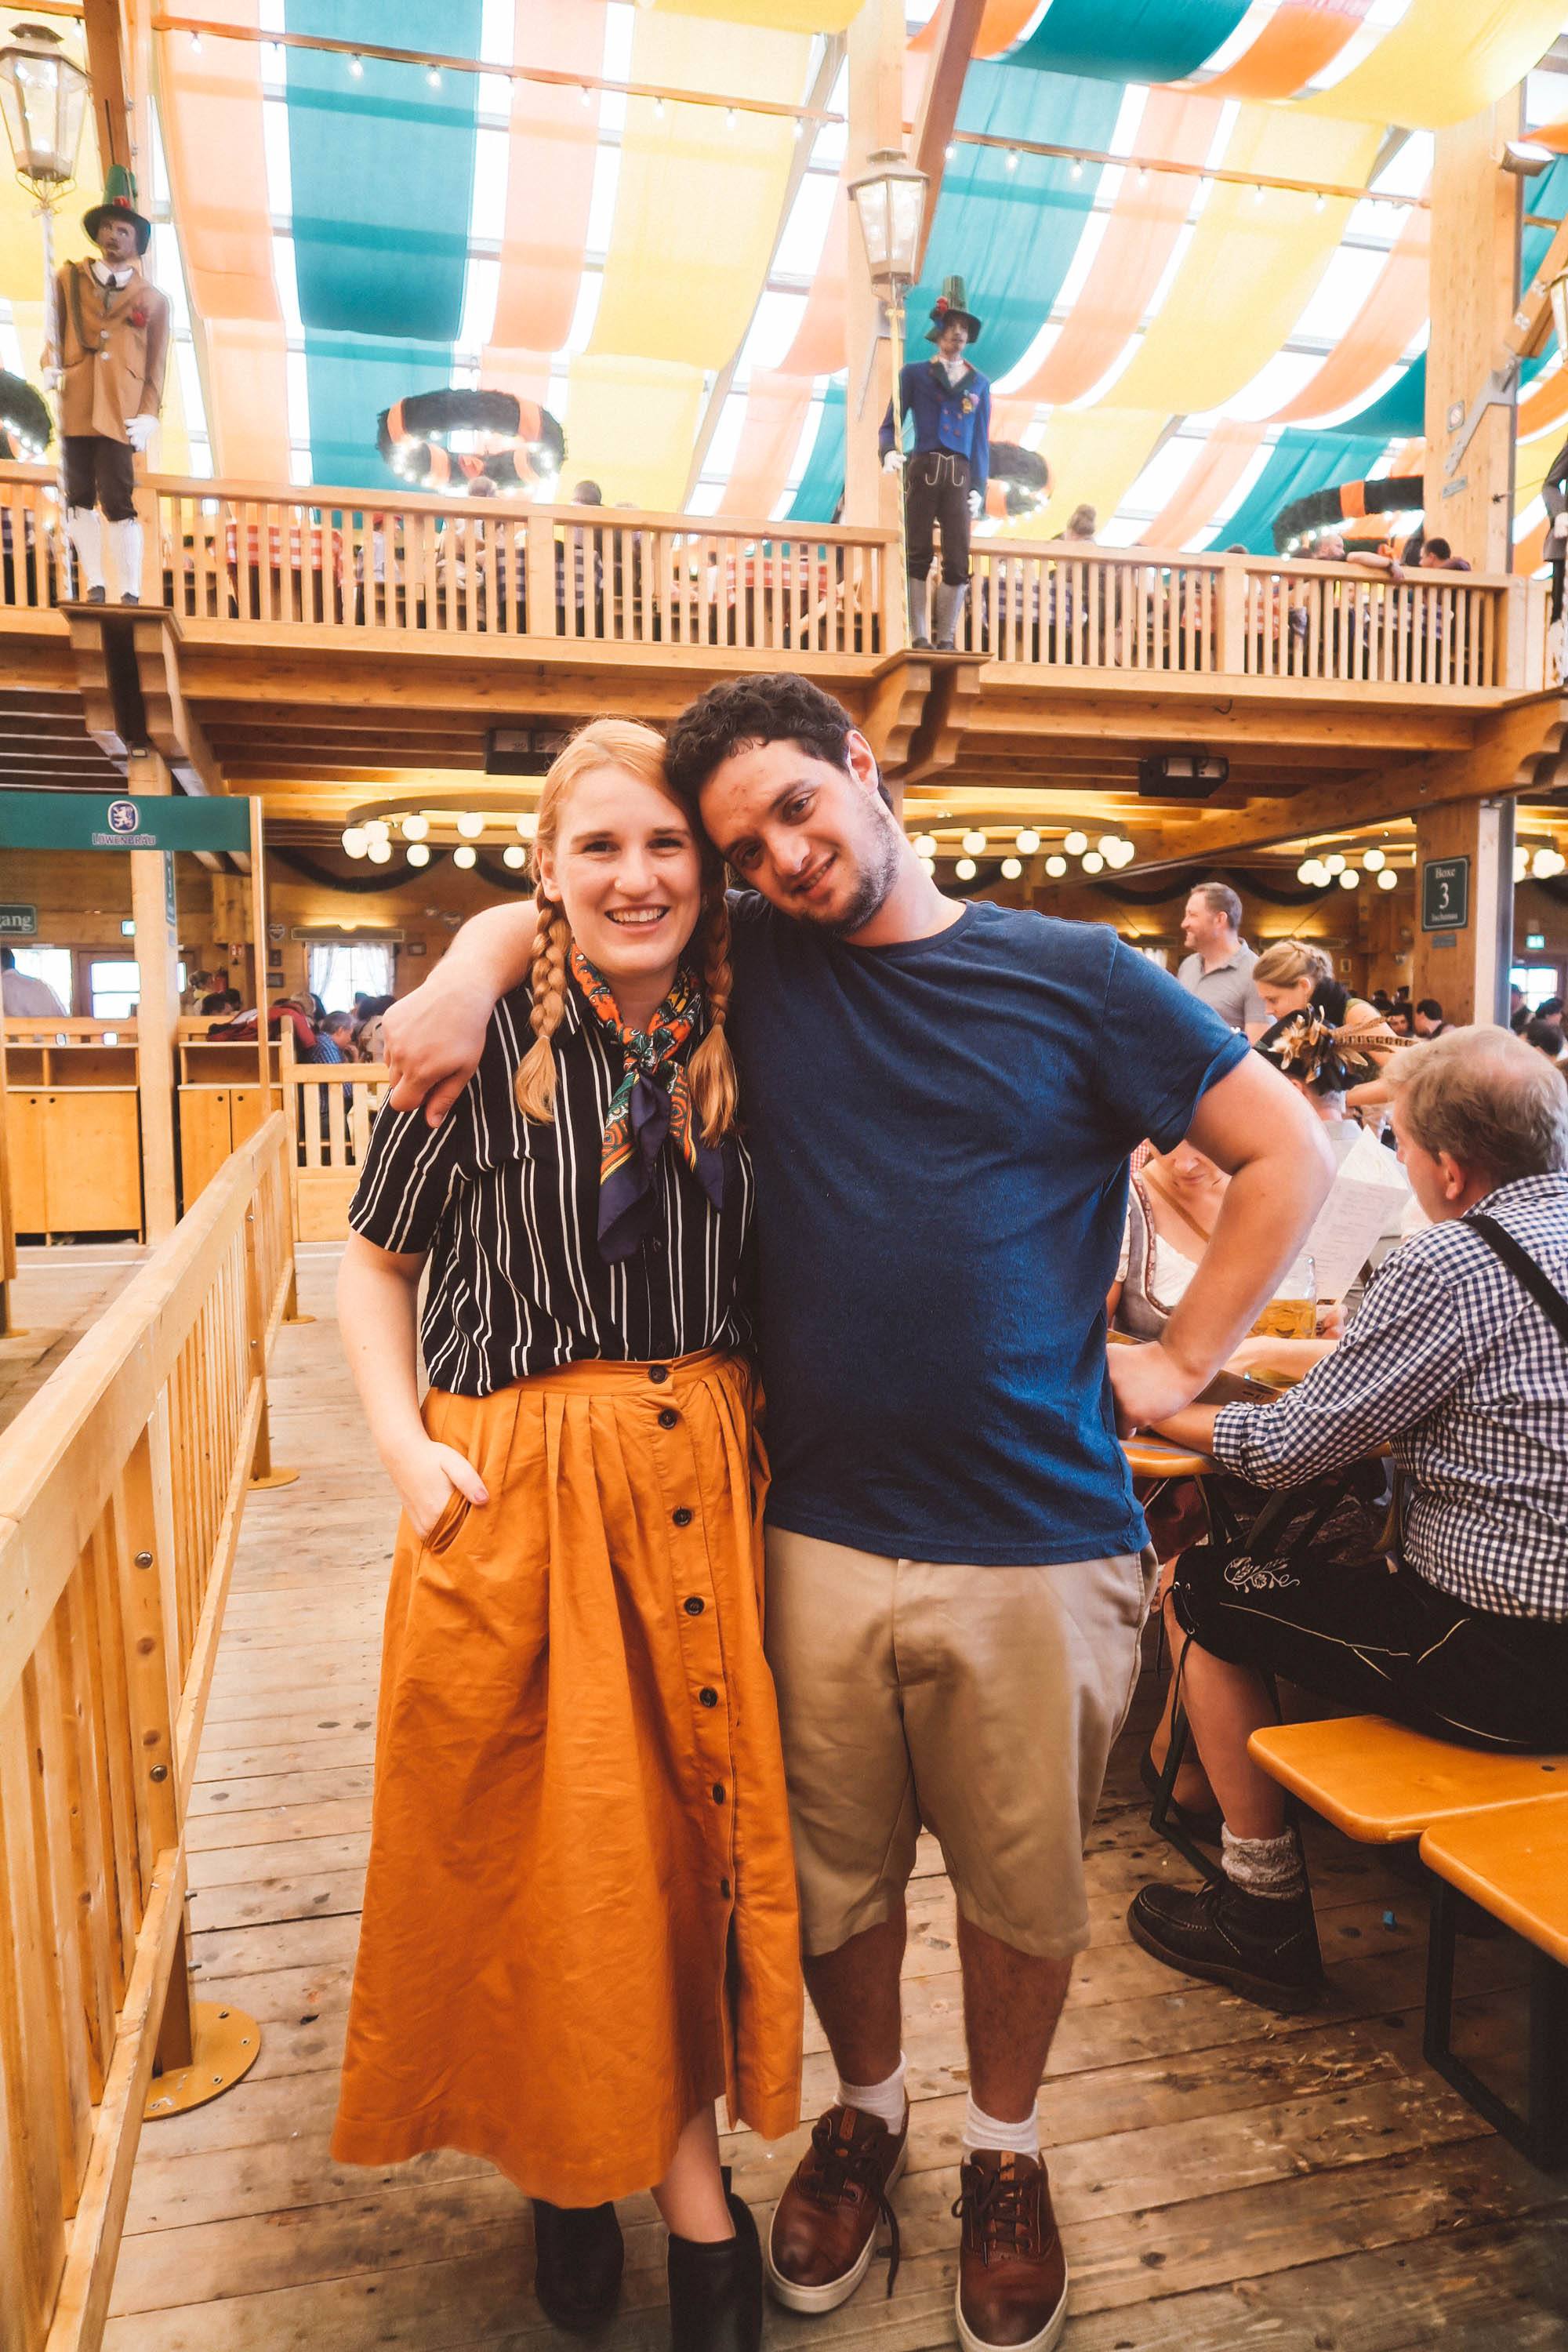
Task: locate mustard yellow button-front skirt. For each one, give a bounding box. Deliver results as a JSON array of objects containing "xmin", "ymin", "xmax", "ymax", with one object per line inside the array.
[{"xmin": 331, "ymin": 1350, "xmax": 803, "ymax": 2205}]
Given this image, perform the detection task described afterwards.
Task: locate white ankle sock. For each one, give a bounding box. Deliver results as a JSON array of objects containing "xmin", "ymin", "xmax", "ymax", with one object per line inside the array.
[
  {"xmin": 1221, "ymin": 1826, "xmax": 1306, "ymax": 1900},
  {"xmin": 962, "ymin": 2095, "xmax": 1040, "ymax": 2158},
  {"xmin": 834, "ymin": 2054, "xmax": 906, "ymax": 2136}
]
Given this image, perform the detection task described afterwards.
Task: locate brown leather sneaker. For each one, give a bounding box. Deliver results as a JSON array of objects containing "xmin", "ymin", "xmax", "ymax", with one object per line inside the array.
[
  {"xmin": 953, "ymin": 2151, "xmax": 1069, "ymax": 2352},
  {"xmin": 764, "ymin": 2103, "xmax": 906, "ymax": 2313}
]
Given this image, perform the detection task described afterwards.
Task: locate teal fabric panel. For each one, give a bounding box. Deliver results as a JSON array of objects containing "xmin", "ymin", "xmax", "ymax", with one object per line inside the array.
[
  {"xmin": 787, "ymin": 385, "xmax": 845, "ymax": 523},
  {"xmin": 299, "ymin": 333, "xmax": 454, "ymax": 491},
  {"xmin": 1011, "ymin": 0, "xmax": 1251, "ymax": 83},
  {"xmin": 285, "ymin": 0, "xmax": 481, "ymax": 485},
  {"xmin": 1219, "ymin": 430, "xmax": 1385, "ymax": 553},
  {"xmin": 908, "ymin": 64, "xmax": 1120, "ymax": 383}
]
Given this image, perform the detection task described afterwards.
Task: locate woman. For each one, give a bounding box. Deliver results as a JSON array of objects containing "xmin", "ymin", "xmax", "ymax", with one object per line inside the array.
[
  {"xmin": 332, "ymin": 719, "xmax": 801, "ymax": 2352},
  {"xmin": 1109, "ymin": 1136, "xmax": 1228, "ymax": 1337},
  {"xmin": 1251, "ymin": 938, "xmax": 1385, "ymax": 1048}
]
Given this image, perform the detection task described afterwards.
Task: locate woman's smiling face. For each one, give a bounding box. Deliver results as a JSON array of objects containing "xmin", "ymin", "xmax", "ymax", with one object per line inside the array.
[{"xmin": 537, "ymin": 766, "xmax": 704, "ymax": 992}]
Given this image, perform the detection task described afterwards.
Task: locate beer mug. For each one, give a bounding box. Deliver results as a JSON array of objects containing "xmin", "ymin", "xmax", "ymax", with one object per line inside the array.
[{"xmin": 1251, "ymin": 1250, "xmax": 1316, "ymax": 1341}]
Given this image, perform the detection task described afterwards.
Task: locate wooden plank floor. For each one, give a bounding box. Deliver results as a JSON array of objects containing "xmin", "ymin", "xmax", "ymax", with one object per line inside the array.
[
  {"xmin": 106, "ymin": 1249, "xmax": 1568, "ymax": 2350},
  {"xmin": 0, "ymin": 1240, "xmax": 147, "ymax": 1433}
]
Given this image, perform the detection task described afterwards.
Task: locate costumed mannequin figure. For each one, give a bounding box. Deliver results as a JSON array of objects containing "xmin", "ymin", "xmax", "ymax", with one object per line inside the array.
[
  {"xmin": 879, "ymin": 274, "xmax": 990, "ymax": 651},
  {"xmin": 46, "ymin": 166, "xmax": 169, "ymax": 604}
]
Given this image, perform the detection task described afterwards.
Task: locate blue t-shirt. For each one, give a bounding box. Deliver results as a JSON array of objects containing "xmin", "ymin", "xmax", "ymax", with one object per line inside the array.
[{"xmin": 726, "ymin": 895, "xmax": 1248, "ymax": 1566}]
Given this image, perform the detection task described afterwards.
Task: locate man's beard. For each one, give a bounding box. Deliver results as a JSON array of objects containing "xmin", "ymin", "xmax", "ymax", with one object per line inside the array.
[{"xmin": 792, "ymin": 824, "xmax": 902, "ymax": 936}]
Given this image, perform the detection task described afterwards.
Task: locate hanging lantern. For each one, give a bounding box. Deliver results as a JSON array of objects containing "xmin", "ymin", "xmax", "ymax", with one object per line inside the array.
[
  {"xmin": 0, "ymin": 23, "xmax": 89, "ymax": 195},
  {"xmin": 847, "ymin": 148, "xmax": 928, "ymax": 292}
]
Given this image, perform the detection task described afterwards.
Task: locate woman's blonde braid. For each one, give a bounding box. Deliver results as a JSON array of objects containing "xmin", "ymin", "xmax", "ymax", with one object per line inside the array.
[
  {"xmin": 514, "ymin": 891, "xmax": 573, "ymax": 1122},
  {"xmin": 687, "ymin": 880, "xmax": 739, "ymax": 1142}
]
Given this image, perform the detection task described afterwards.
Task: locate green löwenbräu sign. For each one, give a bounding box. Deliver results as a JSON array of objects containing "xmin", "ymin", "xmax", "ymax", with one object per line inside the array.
[
  {"xmin": 0, "ymin": 792, "xmax": 252, "ymax": 854},
  {"xmin": 1421, "ymin": 855, "xmax": 1470, "ymax": 934}
]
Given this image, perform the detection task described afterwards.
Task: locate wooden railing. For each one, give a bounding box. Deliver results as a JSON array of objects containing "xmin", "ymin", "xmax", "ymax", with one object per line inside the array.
[
  {"xmin": 964, "ymin": 543, "xmax": 1537, "ymax": 690},
  {"xmin": 279, "ymin": 1036, "xmax": 391, "ymax": 1242},
  {"xmin": 0, "ymin": 1115, "xmax": 293, "ymax": 2352},
  {"xmin": 0, "ymin": 459, "xmax": 1547, "ymax": 688}
]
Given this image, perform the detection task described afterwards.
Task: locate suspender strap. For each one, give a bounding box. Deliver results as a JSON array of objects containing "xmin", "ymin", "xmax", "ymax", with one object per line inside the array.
[{"xmin": 1468, "ymin": 1213, "xmax": 1568, "ymax": 1347}]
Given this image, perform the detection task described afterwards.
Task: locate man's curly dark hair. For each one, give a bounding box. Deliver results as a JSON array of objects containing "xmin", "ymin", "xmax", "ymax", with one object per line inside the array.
[{"xmin": 663, "ymin": 674, "xmax": 855, "ymax": 809}]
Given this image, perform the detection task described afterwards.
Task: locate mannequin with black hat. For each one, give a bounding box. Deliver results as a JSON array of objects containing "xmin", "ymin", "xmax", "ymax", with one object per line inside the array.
[
  {"xmin": 46, "ymin": 166, "xmax": 169, "ymax": 602},
  {"xmin": 878, "ymin": 276, "xmax": 990, "ymax": 649}
]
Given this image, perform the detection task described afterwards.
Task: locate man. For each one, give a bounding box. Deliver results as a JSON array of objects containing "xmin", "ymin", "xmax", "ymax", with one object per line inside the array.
[
  {"xmin": 0, "ymin": 947, "xmax": 66, "ymax": 1016},
  {"xmin": 378, "ymin": 674, "xmax": 1331, "ymax": 2350},
  {"xmin": 311, "ymin": 1009, "xmax": 358, "ymax": 1065},
  {"xmin": 48, "ymin": 167, "xmax": 169, "ymax": 604},
  {"xmin": 1175, "ymin": 882, "xmax": 1267, "ymax": 1034},
  {"xmin": 1131, "ymin": 1027, "xmax": 1568, "ymax": 2006},
  {"xmin": 1413, "ymin": 996, "xmax": 1446, "ymax": 1038},
  {"xmin": 880, "ymin": 276, "xmax": 990, "ymax": 652}
]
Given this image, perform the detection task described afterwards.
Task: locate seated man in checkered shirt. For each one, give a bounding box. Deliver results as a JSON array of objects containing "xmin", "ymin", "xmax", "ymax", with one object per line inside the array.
[{"xmin": 1125, "ymin": 1025, "xmax": 1568, "ymax": 2006}]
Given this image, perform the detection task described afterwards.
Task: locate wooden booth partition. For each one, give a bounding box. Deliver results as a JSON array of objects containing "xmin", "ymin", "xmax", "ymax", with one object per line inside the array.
[
  {"xmin": 175, "ymin": 1023, "xmax": 282, "ymax": 1213},
  {"xmin": 278, "ymin": 1029, "xmax": 390, "ymax": 1242},
  {"xmin": 1, "ymin": 1022, "xmax": 144, "ymax": 1243},
  {"xmin": 0, "ymin": 1114, "xmax": 294, "ymax": 2352}
]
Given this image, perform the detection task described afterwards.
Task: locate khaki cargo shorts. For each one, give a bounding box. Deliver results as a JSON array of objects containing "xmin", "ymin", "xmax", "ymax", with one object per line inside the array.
[{"xmin": 764, "ymin": 1529, "xmax": 1156, "ymax": 1962}]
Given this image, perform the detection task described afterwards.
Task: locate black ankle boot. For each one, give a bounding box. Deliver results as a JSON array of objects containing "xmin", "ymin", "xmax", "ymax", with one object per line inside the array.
[
  {"xmin": 1127, "ymin": 1875, "xmax": 1326, "ymax": 2007},
  {"xmin": 532, "ymin": 2198, "xmax": 624, "ymax": 2332},
  {"xmin": 667, "ymin": 2172, "xmax": 762, "ymax": 2352}
]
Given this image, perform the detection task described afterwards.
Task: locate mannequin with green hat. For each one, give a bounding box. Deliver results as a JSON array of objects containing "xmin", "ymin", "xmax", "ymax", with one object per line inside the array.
[
  {"xmin": 46, "ymin": 165, "xmax": 169, "ymax": 602},
  {"xmin": 878, "ymin": 275, "xmax": 991, "ymax": 650}
]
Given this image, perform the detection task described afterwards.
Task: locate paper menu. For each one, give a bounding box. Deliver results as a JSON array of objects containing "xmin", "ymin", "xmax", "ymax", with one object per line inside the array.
[{"xmin": 1299, "ymin": 1126, "xmax": 1411, "ymax": 1302}]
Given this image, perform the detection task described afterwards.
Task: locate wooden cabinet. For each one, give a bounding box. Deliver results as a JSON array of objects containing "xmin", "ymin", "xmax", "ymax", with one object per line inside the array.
[
  {"xmin": 9, "ymin": 1091, "xmax": 143, "ymax": 1238},
  {"xmin": 178, "ymin": 1084, "xmax": 278, "ymax": 1208}
]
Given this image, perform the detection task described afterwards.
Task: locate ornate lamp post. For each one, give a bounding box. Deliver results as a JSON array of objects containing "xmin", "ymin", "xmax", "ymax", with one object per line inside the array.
[
  {"xmin": 0, "ymin": 23, "xmax": 90, "ymax": 387},
  {"xmin": 848, "ymin": 147, "xmax": 927, "ymax": 644}
]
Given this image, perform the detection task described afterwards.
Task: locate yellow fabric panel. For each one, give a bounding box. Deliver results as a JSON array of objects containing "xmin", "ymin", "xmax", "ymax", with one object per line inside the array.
[
  {"xmin": 1104, "ymin": 110, "xmax": 1381, "ymax": 417},
  {"xmin": 1015, "ymin": 407, "xmax": 1167, "ymax": 539},
  {"xmin": 1305, "ymin": 0, "xmax": 1566, "ymax": 130},
  {"xmin": 590, "ymin": 14, "xmax": 810, "ymax": 372},
  {"xmin": 646, "ymin": 0, "xmax": 860, "ymax": 22},
  {"xmin": 564, "ymin": 356, "xmax": 705, "ymax": 509}
]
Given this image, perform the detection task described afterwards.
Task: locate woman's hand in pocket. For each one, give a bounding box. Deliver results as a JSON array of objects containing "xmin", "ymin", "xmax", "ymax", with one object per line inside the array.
[{"xmin": 394, "ymin": 1439, "xmax": 489, "ymax": 1541}]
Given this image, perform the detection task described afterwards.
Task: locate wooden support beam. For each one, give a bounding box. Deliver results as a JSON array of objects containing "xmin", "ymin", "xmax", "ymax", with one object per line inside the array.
[
  {"xmin": 909, "ymin": 0, "xmax": 985, "ymax": 275},
  {"xmin": 896, "ymin": 655, "xmax": 986, "ymax": 786},
  {"xmin": 127, "ymin": 749, "xmax": 180, "ymax": 1240},
  {"xmin": 858, "ymin": 654, "xmax": 934, "ymax": 771},
  {"xmin": 842, "ymin": 0, "xmax": 906, "ymax": 536},
  {"xmin": 80, "ymin": 0, "xmax": 133, "ymax": 173},
  {"xmin": 1425, "ymin": 95, "xmax": 1521, "ymax": 574},
  {"xmin": 1135, "ymin": 695, "xmax": 1568, "ymax": 872},
  {"xmin": 132, "ymin": 615, "xmax": 223, "ymax": 795},
  {"xmin": 1413, "ymin": 797, "xmax": 1515, "ymax": 1025}
]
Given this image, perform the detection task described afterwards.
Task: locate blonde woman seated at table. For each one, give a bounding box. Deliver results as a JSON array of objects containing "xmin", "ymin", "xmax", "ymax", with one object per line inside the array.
[{"xmin": 1109, "ymin": 1140, "xmax": 1341, "ymax": 1831}]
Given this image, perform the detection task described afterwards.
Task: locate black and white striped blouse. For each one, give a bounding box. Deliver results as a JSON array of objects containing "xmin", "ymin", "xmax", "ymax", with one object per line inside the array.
[{"xmin": 348, "ymin": 978, "xmax": 755, "ymax": 1395}]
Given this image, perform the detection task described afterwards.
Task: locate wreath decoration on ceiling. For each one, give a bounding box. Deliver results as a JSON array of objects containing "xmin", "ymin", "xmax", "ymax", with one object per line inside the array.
[
  {"xmin": 986, "ymin": 440, "xmax": 1051, "ymax": 521},
  {"xmin": 1271, "ymin": 472, "xmax": 1424, "ymax": 555},
  {"xmin": 376, "ymin": 389, "xmax": 566, "ymax": 494},
  {"xmin": 0, "ymin": 370, "xmax": 52, "ymax": 459}
]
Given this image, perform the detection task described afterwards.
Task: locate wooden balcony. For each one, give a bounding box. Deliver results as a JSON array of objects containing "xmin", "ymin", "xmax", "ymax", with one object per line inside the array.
[{"xmin": 0, "ymin": 466, "xmax": 1559, "ymax": 851}]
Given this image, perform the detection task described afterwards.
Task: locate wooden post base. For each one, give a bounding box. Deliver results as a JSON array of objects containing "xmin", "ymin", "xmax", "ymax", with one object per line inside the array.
[
  {"xmin": 248, "ymin": 1465, "xmax": 300, "ymax": 1490},
  {"xmin": 143, "ymin": 1999, "xmax": 262, "ymax": 2118}
]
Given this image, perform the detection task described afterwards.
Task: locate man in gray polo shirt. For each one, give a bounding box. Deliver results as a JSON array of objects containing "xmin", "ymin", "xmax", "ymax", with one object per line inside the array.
[{"xmin": 1176, "ymin": 882, "xmax": 1267, "ymax": 1033}]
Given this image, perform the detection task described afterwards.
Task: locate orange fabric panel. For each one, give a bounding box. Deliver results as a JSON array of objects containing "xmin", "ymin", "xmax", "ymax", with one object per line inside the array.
[
  {"xmin": 1012, "ymin": 91, "xmax": 1221, "ymax": 406},
  {"xmin": 1268, "ymin": 201, "xmax": 1428, "ymax": 425},
  {"xmin": 1196, "ymin": 0, "xmax": 1372, "ymax": 99},
  {"xmin": 155, "ymin": 3, "xmax": 289, "ymax": 477},
  {"xmin": 911, "ymin": 0, "xmax": 1039, "ymax": 56},
  {"xmin": 483, "ymin": 0, "xmax": 605, "ymax": 397},
  {"xmin": 1137, "ymin": 419, "xmax": 1263, "ymax": 547},
  {"xmin": 1519, "ymin": 365, "xmax": 1568, "ymax": 442},
  {"xmin": 720, "ymin": 368, "xmax": 813, "ymax": 515}
]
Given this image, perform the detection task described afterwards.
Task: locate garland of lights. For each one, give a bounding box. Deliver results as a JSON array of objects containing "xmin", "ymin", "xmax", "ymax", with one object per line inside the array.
[
  {"xmin": 986, "ymin": 441, "xmax": 1051, "ymax": 521},
  {"xmin": 0, "ymin": 372, "xmax": 52, "ymax": 461},
  {"xmin": 1272, "ymin": 473, "xmax": 1424, "ymax": 556},
  {"xmin": 376, "ymin": 390, "xmax": 566, "ymax": 495}
]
